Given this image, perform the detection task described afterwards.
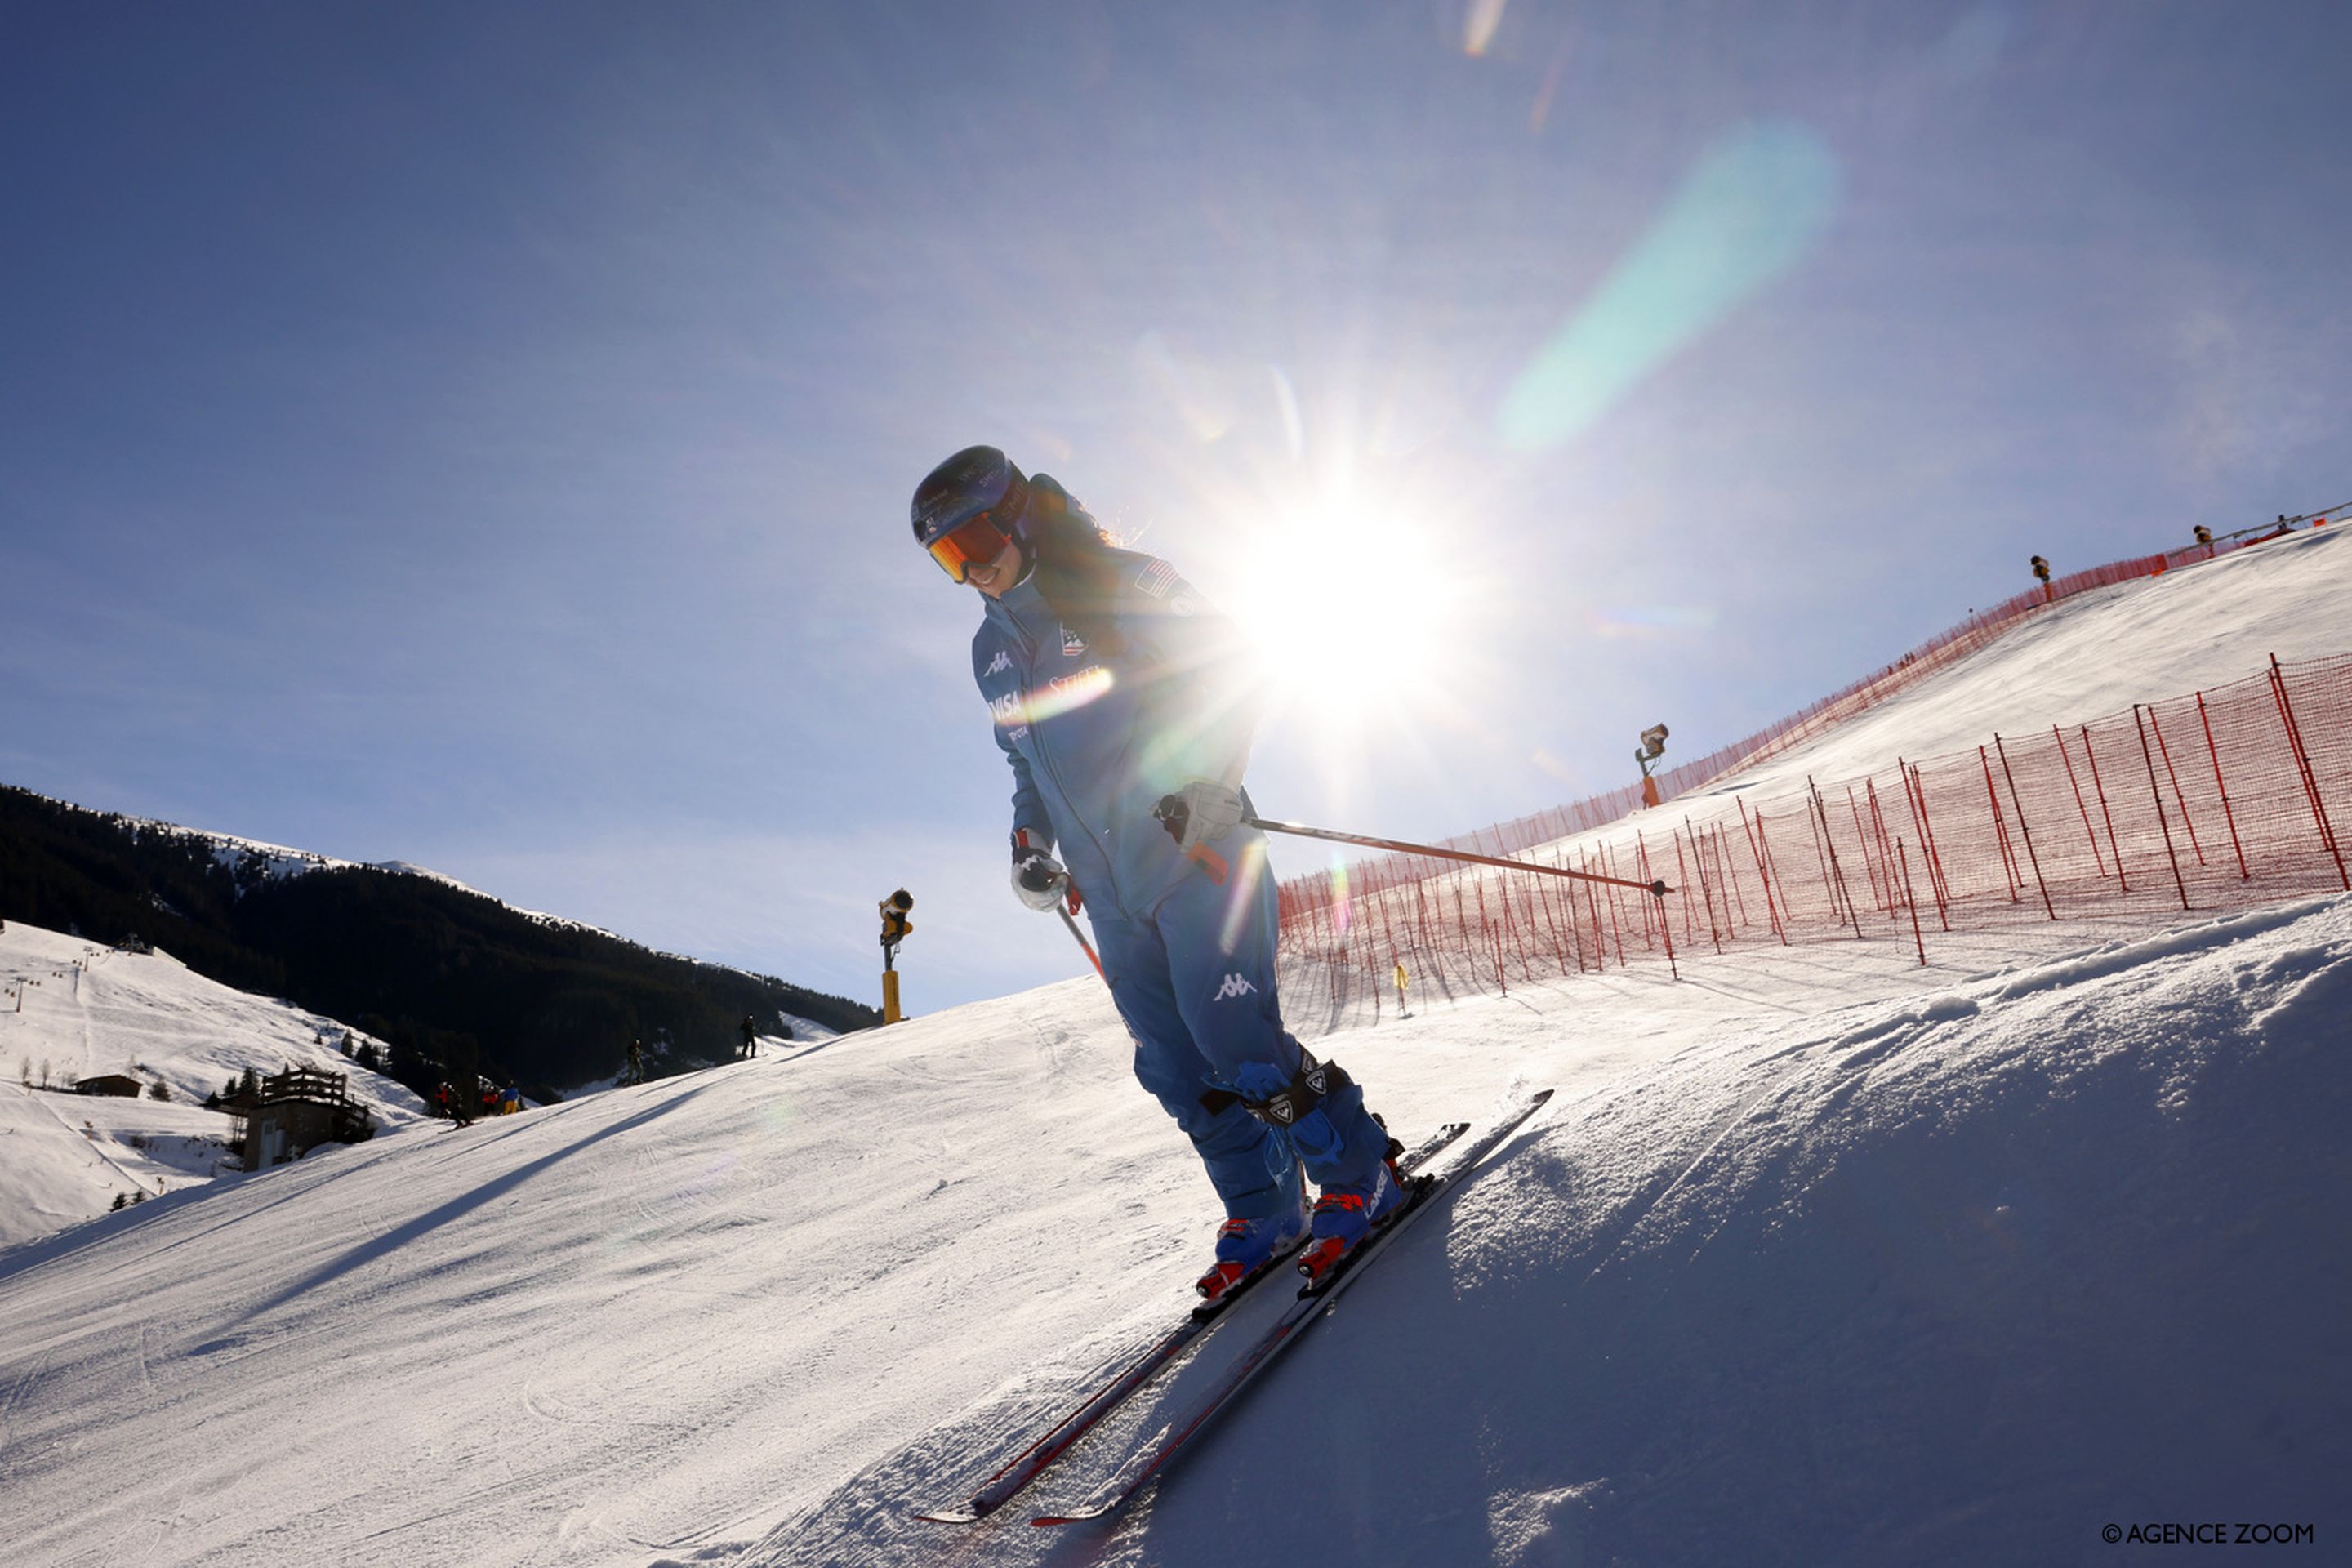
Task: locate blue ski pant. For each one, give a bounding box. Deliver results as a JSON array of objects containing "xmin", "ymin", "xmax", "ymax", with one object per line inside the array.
[{"xmin": 1087, "ymin": 844, "xmax": 1389, "ymax": 1219}]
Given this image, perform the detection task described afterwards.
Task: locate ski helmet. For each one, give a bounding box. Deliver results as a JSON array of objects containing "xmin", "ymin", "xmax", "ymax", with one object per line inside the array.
[{"xmin": 911, "ymin": 445, "xmax": 1031, "ymax": 582}]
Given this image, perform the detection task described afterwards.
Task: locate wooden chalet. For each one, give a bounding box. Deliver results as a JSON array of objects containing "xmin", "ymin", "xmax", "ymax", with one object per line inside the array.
[
  {"xmin": 72, "ymin": 1073, "xmax": 147, "ymax": 1098},
  {"xmin": 229, "ymin": 1067, "xmax": 375, "ymax": 1171}
]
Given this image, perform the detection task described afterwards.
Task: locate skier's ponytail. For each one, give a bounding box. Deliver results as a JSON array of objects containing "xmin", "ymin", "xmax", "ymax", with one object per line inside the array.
[{"xmin": 1021, "ymin": 476, "xmax": 1132, "ymax": 657}]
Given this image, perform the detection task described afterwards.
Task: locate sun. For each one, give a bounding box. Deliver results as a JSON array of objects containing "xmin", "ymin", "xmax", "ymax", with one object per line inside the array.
[{"xmin": 1224, "ymin": 495, "xmax": 1462, "ymax": 742}]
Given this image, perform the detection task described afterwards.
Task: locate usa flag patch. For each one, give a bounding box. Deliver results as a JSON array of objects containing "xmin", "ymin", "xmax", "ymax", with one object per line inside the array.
[{"xmin": 1134, "ymin": 559, "xmax": 1181, "ymax": 600}]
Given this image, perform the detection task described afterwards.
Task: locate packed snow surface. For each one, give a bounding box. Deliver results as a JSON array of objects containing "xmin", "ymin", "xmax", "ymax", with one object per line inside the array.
[{"xmin": 2, "ymin": 538, "xmax": 2346, "ymax": 1567}]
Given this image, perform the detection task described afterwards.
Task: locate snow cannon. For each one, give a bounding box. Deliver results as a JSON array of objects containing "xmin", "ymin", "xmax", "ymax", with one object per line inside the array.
[
  {"xmin": 879, "ymin": 889, "xmax": 913, "ymax": 1023},
  {"xmin": 1636, "ymin": 723, "xmax": 1669, "ymax": 808}
]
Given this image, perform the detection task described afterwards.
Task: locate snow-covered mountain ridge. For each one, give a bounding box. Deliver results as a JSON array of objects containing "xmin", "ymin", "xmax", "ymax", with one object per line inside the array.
[{"xmin": 27, "ymin": 786, "xmax": 623, "ymax": 938}]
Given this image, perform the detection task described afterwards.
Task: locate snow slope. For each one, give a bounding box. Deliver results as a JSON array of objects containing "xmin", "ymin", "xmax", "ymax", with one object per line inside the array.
[
  {"xmin": 1688, "ymin": 527, "xmax": 2350, "ymax": 802},
  {"xmin": 1, "ymin": 923, "xmax": 430, "ymax": 1247},
  {"xmin": 2, "ymin": 541, "xmax": 2346, "ymax": 1568}
]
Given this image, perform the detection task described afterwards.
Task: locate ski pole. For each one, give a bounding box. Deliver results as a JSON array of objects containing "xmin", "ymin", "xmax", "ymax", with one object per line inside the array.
[
  {"xmin": 1153, "ymin": 795, "xmax": 1671, "ymax": 897},
  {"xmin": 1243, "ymin": 815, "xmax": 1673, "ymax": 898},
  {"xmin": 1058, "ymin": 905, "xmax": 1106, "ymax": 982}
]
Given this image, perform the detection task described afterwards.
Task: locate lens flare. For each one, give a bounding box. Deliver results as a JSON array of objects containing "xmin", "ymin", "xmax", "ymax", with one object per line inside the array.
[
  {"xmin": 996, "ymin": 665, "xmax": 1115, "ymax": 728},
  {"xmin": 1215, "ymin": 837, "xmax": 1271, "ymax": 956},
  {"xmin": 1463, "ymin": 0, "xmax": 1509, "ymax": 56},
  {"xmin": 1500, "ymin": 122, "xmax": 1842, "ymax": 450}
]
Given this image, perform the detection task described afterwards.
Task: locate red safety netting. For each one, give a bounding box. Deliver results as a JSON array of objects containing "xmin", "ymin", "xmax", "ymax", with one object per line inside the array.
[
  {"xmin": 1414, "ymin": 523, "xmax": 2328, "ymax": 862},
  {"xmin": 1276, "ymin": 653, "xmax": 2351, "ymax": 1007}
]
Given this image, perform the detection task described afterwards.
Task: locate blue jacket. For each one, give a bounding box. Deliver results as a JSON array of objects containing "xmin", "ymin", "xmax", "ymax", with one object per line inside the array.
[{"xmin": 973, "ymin": 519, "xmax": 1263, "ymax": 921}]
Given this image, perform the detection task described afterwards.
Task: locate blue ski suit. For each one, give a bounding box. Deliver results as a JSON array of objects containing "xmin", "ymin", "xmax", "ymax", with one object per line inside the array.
[{"xmin": 971, "ymin": 492, "xmax": 1390, "ymax": 1218}]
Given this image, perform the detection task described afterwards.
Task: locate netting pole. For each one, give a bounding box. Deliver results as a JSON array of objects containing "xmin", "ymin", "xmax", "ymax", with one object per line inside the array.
[
  {"xmin": 2269, "ymin": 654, "xmax": 2350, "ymax": 889},
  {"xmin": 1737, "ymin": 799, "xmax": 1788, "ymax": 943},
  {"xmin": 2052, "ymin": 725, "xmax": 2110, "ymax": 878},
  {"xmin": 2079, "ymin": 724, "xmax": 2130, "ymax": 893},
  {"xmin": 1562, "ymin": 871, "xmax": 1586, "ymax": 974},
  {"xmin": 1896, "ymin": 838, "xmax": 1928, "ymax": 967},
  {"xmin": 1846, "ymin": 786, "xmax": 1887, "ymax": 913},
  {"xmin": 2195, "ymin": 692, "xmax": 2251, "ymax": 882},
  {"xmin": 1806, "ymin": 786, "xmax": 1843, "ymax": 928},
  {"xmin": 1683, "ymin": 817, "xmax": 1723, "ymax": 952},
  {"xmin": 1538, "ymin": 856, "xmax": 1572, "ymax": 973},
  {"xmin": 1900, "ymin": 761, "xmax": 1952, "ymax": 927},
  {"xmin": 1810, "ymin": 777, "xmax": 1865, "ymax": 940},
  {"xmin": 1636, "ymin": 836, "xmax": 1681, "ymax": 978},
  {"xmin": 1503, "ymin": 867, "xmax": 1534, "ymax": 978},
  {"xmin": 1552, "ymin": 858, "xmax": 1588, "ymax": 973},
  {"xmin": 1906, "ymin": 761, "xmax": 1953, "ymax": 921},
  {"xmin": 1864, "ymin": 780, "xmax": 1902, "ymax": 924},
  {"xmin": 1757, "ymin": 808, "xmax": 1797, "ymax": 937},
  {"xmin": 1601, "ymin": 845, "xmax": 1637, "ymax": 963},
  {"xmin": 2145, "ymin": 706, "xmax": 2205, "ymax": 866},
  {"xmin": 1597, "ymin": 853, "xmax": 1627, "ymax": 967},
  {"xmin": 1518, "ymin": 872, "xmax": 1546, "ymax": 977},
  {"xmin": 2132, "ymin": 705, "xmax": 2193, "ymax": 911},
  {"xmin": 1979, "ymin": 746, "xmax": 2024, "ymax": 902},
  {"xmin": 1714, "ymin": 824, "xmax": 1749, "ymax": 931},
  {"xmin": 1672, "ymin": 832, "xmax": 1699, "ymax": 941},
  {"xmin": 1993, "ymin": 734, "xmax": 2059, "ymax": 920},
  {"xmin": 1583, "ymin": 871, "xmax": 1608, "ymax": 972},
  {"xmin": 1473, "ymin": 881, "xmax": 1503, "ymax": 996},
  {"xmin": 1322, "ymin": 884, "xmax": 1340, "ymax": 1011}
]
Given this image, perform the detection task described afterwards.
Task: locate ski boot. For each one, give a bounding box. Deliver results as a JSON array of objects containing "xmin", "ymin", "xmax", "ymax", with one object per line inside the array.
[
  {"xmin": 1295, "ymin": 1153, "xmax": 1410, "ymax": 1287},
  {"xmin": 1195, "ymin": 1182, "xmax": 1309, "ymax": 1305}
]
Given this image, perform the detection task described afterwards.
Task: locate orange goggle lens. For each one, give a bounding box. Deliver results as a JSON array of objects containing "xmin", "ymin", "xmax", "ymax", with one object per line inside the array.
[{"xmin": 925, "ymin": 514, "xmax": 1013, "ymax": 583}]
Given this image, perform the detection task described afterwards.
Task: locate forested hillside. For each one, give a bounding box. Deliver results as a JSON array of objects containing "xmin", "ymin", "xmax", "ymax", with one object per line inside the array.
[{"xmin": 0, "ymin": 785, "xmax": 875, "ymax": 1099}]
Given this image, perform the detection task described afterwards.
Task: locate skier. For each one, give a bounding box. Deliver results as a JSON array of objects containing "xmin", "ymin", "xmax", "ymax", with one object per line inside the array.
[
  {"xmin": 911, "ymin": 444, "xmax": 1406, "ymax": 1294},
  {"xmin": 739, "ymin": 1014, "xmax": 759, "ymax": 1059}
]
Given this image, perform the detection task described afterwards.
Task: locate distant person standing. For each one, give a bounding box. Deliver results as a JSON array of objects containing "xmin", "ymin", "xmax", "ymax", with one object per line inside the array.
[
  {"xmin": 739, "ymin": 1015, "xmax": 759, "ymax": 1059},
  {"xmin": 1392, "ymin": 960, "xmax": 1411, "ymax": 1019},
  {"xmin": 626, "ymin": 1040, "xmax": 644, "ymax": 1086}
]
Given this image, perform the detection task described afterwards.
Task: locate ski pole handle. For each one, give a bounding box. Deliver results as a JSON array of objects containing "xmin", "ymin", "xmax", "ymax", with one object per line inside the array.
[
  {"xmin": 1184, "ymin": 843, "xmax": 1228, "ymax": 883},
  {"xmin": 1151, "ymin": 795, "xmax": 1231, "ymax": 884}
]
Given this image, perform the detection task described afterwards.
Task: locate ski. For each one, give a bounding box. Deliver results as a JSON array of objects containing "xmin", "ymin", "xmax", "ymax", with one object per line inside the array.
[
  {"xmin": 1031, "ymin": 1086, "xmax": 1553, "ymax": 1528},
  {"xmin": 910, "ymin": 1117, "xmax": 1471, "ymax": 1526}
]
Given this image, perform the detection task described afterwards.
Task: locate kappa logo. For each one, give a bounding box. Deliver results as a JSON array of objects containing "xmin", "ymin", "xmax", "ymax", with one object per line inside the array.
[
  {"xmin": 983, "ymin": 649, "xmax": 1013, "ymax": 677},
  {"xmin": 1212, "ymin": 973, "xmax": 1258, "ymax": 1002}
]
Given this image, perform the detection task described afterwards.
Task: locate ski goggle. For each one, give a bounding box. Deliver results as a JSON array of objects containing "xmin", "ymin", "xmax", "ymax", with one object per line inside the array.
[{"xmin": 924, "ymin": 512, "xmax": 1016, "ymax": 584}]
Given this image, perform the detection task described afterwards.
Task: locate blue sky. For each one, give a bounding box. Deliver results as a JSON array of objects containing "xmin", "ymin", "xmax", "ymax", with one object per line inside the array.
[{"xmin": 4, "ymin": 2, "xmax": 2346, "ymax": 1013}]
